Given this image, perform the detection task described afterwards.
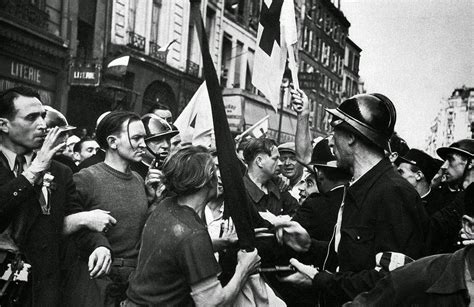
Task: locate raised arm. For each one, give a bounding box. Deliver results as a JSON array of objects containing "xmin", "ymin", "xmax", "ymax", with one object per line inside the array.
[{"xmin": 291, "ymin": 89, "xmax": 313, "ymax": 165}]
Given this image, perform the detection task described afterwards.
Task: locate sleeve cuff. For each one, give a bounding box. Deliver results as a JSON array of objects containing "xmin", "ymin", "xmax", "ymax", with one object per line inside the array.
[{"xmin": 313, "ymin": 270, "xmax": 333, "ymax": 290}]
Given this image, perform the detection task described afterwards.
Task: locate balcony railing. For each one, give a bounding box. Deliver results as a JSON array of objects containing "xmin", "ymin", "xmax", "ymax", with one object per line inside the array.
[
  {"xmin": 127, "ymin": 31, "xmax": 145, "ymax": 52},
  {"xmin": 149, "ymin": 41, "xmax": 166, "ymax": 63},
  {"xmin": 0, "ymin": 1, "xmax": 49, "ymax": 29},
  {"xmin": 186, "ymin": 60, "xmax": 200, "ymax": 77}
]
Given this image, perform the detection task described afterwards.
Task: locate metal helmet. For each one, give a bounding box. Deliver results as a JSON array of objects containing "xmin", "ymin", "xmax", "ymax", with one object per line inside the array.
[
  {"xmin": 44, "ymin": 106, "xmax": 76, "ymax": 132},
  {"xmin": 326, "ymin": 93, "xmax": 396, "ymax": 150},
  {"xmin": 141, "ymin": 113, "xmax": 179, "ymax": 142},
  {"xmin": 437, "ymin": 139, "xmax": 474, "ymax": 161}
]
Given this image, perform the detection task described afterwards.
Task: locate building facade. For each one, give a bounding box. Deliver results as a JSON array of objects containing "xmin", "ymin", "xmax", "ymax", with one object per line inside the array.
[
  {"xmin": 341, "ymin": 37, "xmax": 361, "ymax": 99},
  {"xmin": 298, "ymin": 0, "xmax": 350, "ymax": 137},
  {"xmin": 426, "ymin": 86, "xmax": 474, "ymax": 156},
  {"xmin": 0, "ymin": 0, "xmax": 71, "ymax": 109},
  {"xmin": 0, "ymin": 0, "xmax": 360, "ymax": 142},
  {"xmin": 65, "ymin": 0, "xmax": 225, "ymax": 132}
]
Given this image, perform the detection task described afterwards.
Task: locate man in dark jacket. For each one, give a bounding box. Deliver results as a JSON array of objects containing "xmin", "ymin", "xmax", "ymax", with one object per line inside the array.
[
  {"xmin": 428, "ymin": 139, "xmax": 474, "ymax": 254},
  {"xmin": 243, "ymin": 138, "xmax": 299, "ymax": 218},
  {"xmin": 280, "ymin": 91, "xmax": 427, "ymax": 305},
  {"xmin": 346, "ymin": 165, "xmax": 474, "ymax": 306},
  {"xmin": 0, "ymin": 87, "xmax": 111, "ymax": 306}
]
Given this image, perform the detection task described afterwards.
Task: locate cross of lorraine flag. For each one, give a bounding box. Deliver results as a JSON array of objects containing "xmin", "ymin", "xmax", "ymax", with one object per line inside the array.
[
  {"xmin": 174, "ymin": 82, "xmax": 214, "ymax": 148},
  {"xmin": 252, "ymin": 0, "xmax": 298, "ymax": 111}
]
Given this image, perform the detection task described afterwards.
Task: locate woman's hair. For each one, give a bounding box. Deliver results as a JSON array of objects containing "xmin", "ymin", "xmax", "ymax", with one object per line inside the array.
[
  {"xmin": 161, "ymin": 145, "xmax": 216, "ymax": 195},
  {"xmin": 95, "ymin": 111, "xmax": 141, "ymax": 149}
]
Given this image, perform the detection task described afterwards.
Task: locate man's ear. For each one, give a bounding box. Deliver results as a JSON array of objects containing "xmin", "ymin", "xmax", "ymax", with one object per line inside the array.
[
  {"xmin": 346, "ymin": 131, "xmax": 356, "ymax": 146},
  {"xmin": 0, "ymin": 118, "xmax": 9, "ymax": 134},
  {"xmin": 255, "ymin": 155, "xmax": 263, "ymax": 168},
  {"xmin": 107, "ymin": 135, "xmax": 118, "ymax": 150},
  {"xmin": 415, "ymin": 171, "xmax": 424, "ymax": 182},
  {"xmin": 462, "ymin": 215, "xmax": 474, "ymax": 239},
  {"xmin": 72, "ymin": 152, "xmax": 81, "ymax": 162}
]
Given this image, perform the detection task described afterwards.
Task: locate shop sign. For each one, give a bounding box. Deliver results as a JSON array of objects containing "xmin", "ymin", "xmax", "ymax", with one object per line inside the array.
[
  {"xmin": 223, "ymin": 95, "xmax": 242, "ymax": 131},
  {"xmin": 298, "ymin": 72, "xmax": 319, "ymax": 90},
  {"xmin": 0, "ymin": 55, "xmax": 56, "ymax": 89},
  {"xmin": 69, "ymin": 61, "xmax": 101, "ymax": 86}
]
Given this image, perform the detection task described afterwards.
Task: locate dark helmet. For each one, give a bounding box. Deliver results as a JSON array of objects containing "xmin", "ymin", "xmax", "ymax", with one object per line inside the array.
[
  {"xmin": 326, "ymin": 93, "xmax": 396, "ymax": 150},
  {"xmin": 308, "ymin": 138, "xmax": 338, "ymax": 169},
  {"xmin": 141, "ymin": 113, "xmax": 179, "ymax": 142},
  {"xmin": 437, "ymin": 139, "xmax": 474, "ymax": 161}
]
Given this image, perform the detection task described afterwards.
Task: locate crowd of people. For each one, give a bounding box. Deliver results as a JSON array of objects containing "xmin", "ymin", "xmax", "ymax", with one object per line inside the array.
[{"xmin": 0, "ymin": 85, "xmax": 473, "ymax": 306}]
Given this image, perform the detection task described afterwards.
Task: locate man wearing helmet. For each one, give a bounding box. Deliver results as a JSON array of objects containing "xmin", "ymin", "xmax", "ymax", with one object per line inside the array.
[
  {"xmin": 345, "ymin": 139, "xmax": 474, "ymax": 306},
  {"xmin": 277, "ymin": 90, "xmax": 427, "ymax": 305},
  {"xmin": 131, "ymin": 113, "xmax": 180, "ymax": 203}
]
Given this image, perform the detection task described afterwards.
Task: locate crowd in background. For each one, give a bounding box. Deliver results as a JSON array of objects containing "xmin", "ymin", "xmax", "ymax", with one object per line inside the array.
[{"xmin": 0, "ymin": 86, "xmax": 473, "ymax": 306}]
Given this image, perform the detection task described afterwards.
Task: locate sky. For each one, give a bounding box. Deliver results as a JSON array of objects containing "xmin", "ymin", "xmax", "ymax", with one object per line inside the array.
[{"xmin": 339, "ymin": 0, "xmax": 474, "ymax": 148}]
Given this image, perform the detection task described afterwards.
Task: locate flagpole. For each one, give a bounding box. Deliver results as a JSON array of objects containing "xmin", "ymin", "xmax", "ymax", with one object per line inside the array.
[
  {"xmin": 287, "ymin": 44, "xmax": 300, "ymax": 90},
  {"xmin": 190, "ymin": 0, "xmax": 255, "ymax": 251}
]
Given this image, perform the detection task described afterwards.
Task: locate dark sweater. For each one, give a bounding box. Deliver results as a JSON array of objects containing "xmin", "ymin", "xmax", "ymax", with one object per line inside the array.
[{"xmin": 73, "ymin": 162, "xmax": 148, "ymax": 259}]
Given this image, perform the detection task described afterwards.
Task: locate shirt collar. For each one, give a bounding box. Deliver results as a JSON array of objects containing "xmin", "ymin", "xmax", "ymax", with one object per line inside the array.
[
  {"xmin": 0, "ymin": 145, "xmax": 34, "ymax": 171},
  {"xmin": 330, "ymin": 184, "xmax": 345, "ymax": 192},
  {"xmin": 420, "ymin": 187, "xmax": 432, "ymax": 199},
  {"xmin": 243, "ymin": 174, "xmax": 280, "ymax": 203},
  {"xmin": 204, "ymin": 203, "xmax": 224, "ymax": 225},
  {"xmin": 346, "ymin": 158, "xmax": 394, "ymax": 209}
]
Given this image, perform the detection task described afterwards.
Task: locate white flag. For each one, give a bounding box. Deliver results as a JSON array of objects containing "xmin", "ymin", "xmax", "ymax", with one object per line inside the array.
[
  {"xmin": 252, "ymin": 0, "xmax": 298, "ymax": 111},
  {"xmin": 174, "ymin": 82, "xmax": 214, "ymax": 148},
  {"xmin": 240, "ymin": 115, "xmax": 270, "ymax": 139}
]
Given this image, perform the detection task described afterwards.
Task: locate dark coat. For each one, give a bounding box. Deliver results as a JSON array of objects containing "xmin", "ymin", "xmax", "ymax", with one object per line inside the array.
[
  {"xmin": 311, "ymin": 158, "xmax": 428, "ymax": 305},
  {"xmin": 346, "ymin": 247, "xmax": 474, "ymax": 306},
  {"xmin": 293, "ymin": 186, "xmax": 343, "ymax": 269},
  {"xmin": 0, "ymin": 159, "xmax": 110, "ymax": 306}
]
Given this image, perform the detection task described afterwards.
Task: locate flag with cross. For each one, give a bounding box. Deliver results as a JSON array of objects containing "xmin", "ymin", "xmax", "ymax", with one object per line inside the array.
[{"xmin": 252, "ymin": 0, "xmax": 298, "ymax": 111}]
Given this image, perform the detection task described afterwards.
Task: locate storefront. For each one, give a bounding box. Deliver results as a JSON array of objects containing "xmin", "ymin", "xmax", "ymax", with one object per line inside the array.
[{"xmin": 0, "ymin": 16, "xmax": 68, "ymax": 109}]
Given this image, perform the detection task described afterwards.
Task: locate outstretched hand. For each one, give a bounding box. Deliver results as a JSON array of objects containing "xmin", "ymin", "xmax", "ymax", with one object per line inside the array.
[
  {"xmin": 273, "ymin": 220, "xmax": 311, "ymax": 252},
  {"xmin": 278, "ymin": 258, "xmax": 318, "ymax": 288}
]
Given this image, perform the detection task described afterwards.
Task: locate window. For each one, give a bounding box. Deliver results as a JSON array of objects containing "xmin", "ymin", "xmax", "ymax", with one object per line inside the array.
[
  {"xmin": 128, "ymin": 0, "xmax": 136, "ymax": 32},
  {"xmin": 316, "ymin": 6, "xmax": 323, "ymax": 27},
  {"xmin": 206, "ymin": 8, "xmax": 216, "ymax": 49},
  {"xmin": 249, "ymin": 0, "xmax": 260, "ymax": 31},
  {"xmin": 324, "ymin": 14, "xmax": 331, "ymax": 34},
  {"xmin": 245, "ymin": 48, "xmax": 255, "ymax": 92},
  {"xmin": 225, "ymin": 0, "xmax": 245, "ymax": 23},
  {"xmin": 307, "ymin": 29, "xmax": 313, "ymax": 53},
  {"xmin": 303, "ymin": 26, "xmax": 309, "ymax": 51},
  {"xmin": 221, "ymin": 34, "xmax": 233, "ymax": 87},
  {"xmin": 353, "ymin": 55, "xmax": 360, "ymax": 74},
  {"xmin": 150, "ymin": 0, "xmax": 162, "ymax": 44},
  {"xmin": 233, "ymin": 41, "xmax": 244, "ymax": 88},
  {"xmin": 312, "ymin": 32, "xmax": 317, "ymax": 57}
]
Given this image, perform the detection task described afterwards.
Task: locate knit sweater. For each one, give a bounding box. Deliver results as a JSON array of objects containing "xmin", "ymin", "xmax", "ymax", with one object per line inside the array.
[{"xmin": 73, "ymin": 162, "xmax": 148, "ymax": 259}]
